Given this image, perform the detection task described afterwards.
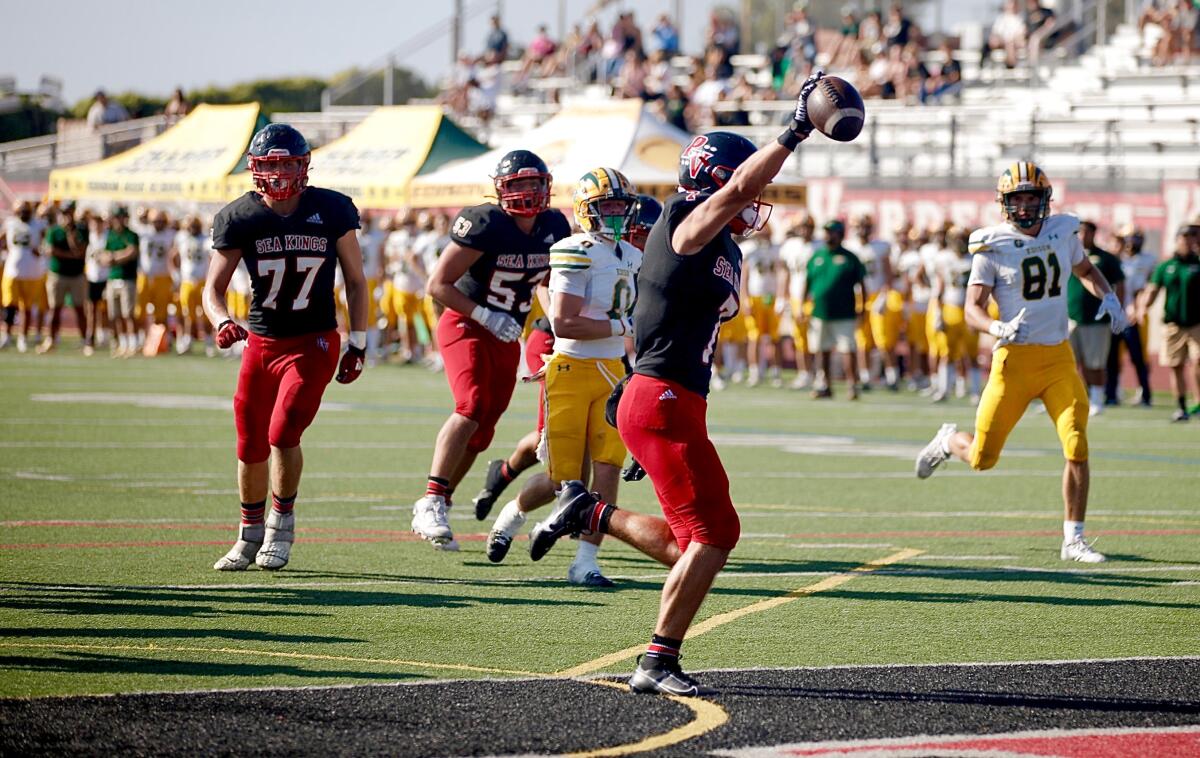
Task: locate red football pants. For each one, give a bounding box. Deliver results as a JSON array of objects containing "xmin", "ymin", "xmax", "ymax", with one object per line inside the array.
[
  {"xmin": 234, "ymin": 330, "xmax": 340, "ymax": 463},
  {"xmin": 616, "ymin": 374, "xmax": 740, "ymax": 551},
  {"xmin": 438, "ymin": 310, "xmax": 520, "ymax": 453}
]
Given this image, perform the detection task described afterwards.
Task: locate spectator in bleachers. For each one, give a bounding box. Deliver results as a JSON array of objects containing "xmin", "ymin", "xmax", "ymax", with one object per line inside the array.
[
  {"xmin": 853, "ymin": 48, "xmax": 884, "ymax": 99},
  {"xmin": 657, "ymin": 81, "xmax": 691, "ymax": 132},
  {"xmin": 707, "ymin": 10, "xmax": 741, "ymax": 58},
  {"xmin": 1025, "ymin": 0, "xmax": 1058, "ymax": 65},
  {"xmin": 85, "ymin": 90, "xmax": 130, "ymax": 131},
  {"xmin": 1168, "ymin": 0, "xmax": 1198, "ymax": 64},
  {"xmin": 485, "ymin": 15, "xmax": 510, "ymax": 64},
  {"xmin": 884, "ymin": 2, "xmax": 918, "ymax": 48},
  {"xmin": 987, "ymin": 0, "xmax": 1027, "ymax": 68},
  {"xmin": 831, "ymin": 8, "xmax": 861, "ymax": 68},
  {"xmin": 919, "ymin": 40, "xmax": 963, "ymax": 104},
  {"xmin": 859, "ymin": 10, "xmax": 885, "ymax": 58},
  {"xmin": 643, "ymin": 48, "xmax": 671, "ymax": 98},
  {"xmin": 786, "ymin": 6, "xmax": 819, "ymax": 72},
  {"xmin": 163, "ymin": 87, "xmax": 190, "ymax": 123},
  {"xmin": 616, "ymin": 48, "xmax": 649, "ymax": 99},
  {"xmin": 649, "ymin": 14, "xmax": 680, "ymax": 57},
  {"xmin": 518, "ymin": 25, "xmax": 558, "ymax": 83}
]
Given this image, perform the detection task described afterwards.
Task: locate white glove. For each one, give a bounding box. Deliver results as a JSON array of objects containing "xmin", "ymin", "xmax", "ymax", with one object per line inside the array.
[
  {"xmin": 470, "ymin": 305, "xmax": 522, "ymax": 343},
  {"xmin": 1097, "ymin": 292, "xmax": 1129, "ymax": 334},
  {"xmin": 988, "ymin": 307, "xmax": 1029, "ymax": 349}
]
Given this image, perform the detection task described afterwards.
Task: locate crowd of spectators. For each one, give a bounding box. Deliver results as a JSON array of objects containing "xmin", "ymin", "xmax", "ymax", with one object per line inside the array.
[{"xmin": 1140, "ymin": 0, "xmax": 1200, "ymax": 66}]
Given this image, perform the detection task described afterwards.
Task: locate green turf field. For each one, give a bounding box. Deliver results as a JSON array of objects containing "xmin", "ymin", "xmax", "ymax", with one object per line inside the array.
[{"xmin": 1, "ymin": 350, "xmax": 1197, "ymax": 699}]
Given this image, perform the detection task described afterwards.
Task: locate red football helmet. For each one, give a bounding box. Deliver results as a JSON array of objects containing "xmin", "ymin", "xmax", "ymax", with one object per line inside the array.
[{"xmin": 493, "ymin": 150, "xmax": 552, "ymax": 217}]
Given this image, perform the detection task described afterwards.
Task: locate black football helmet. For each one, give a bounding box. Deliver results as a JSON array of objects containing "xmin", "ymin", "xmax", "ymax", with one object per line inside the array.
[
  {"xmin": 677, "ymin": 131, "xmax": 770, "ymax": 236},
  {"xmin": 493, "ymin": 149, "xmax": 552, "ymax": 217},
  {"xmin": 248, "ymin": 123, "xmax": 311, "ymax": 201},
  {"xmin": 628, "ymin": 194, "xmax": 662, "ymax": 251}
]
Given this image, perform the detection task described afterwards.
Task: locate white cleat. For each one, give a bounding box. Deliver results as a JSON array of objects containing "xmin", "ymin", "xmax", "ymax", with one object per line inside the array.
[
  {"xmin": 916, "ymin": 423, "xmax": 957, "ymax": 479},
  {"xmin": 1061, "ymin": 538, "xmax": 1107, "ymax": 563},
  {"xmin": 213, "ymin": 524, "xmax": 264, "ymax": 571},
  {"xmin": 1089, "ymin": 403, "xmax": 1103, "ymax": 417},
  {"xmin": 256, "ymin": 510, "xmax": 294, "ymax": 570},
  {"xmin": 412, "ymin": 495, "xmax": 454, "ymax": 546}
]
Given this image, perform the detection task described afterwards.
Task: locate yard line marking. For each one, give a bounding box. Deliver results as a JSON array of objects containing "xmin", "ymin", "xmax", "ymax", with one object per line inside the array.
[
  {"xmin": 691, "ymin": 654, "xmax": 1200, "ymax": 675},
  {"xmin": 569, "ymin": 678, "xmax": 728, "ymax": 757},
  {"xmin": 556, "ymin": 548, "xmax": 925, "ymax": 678},
  {"xmin": 0, "ymin": 642, "xmax": 540, "ymax": 678}
]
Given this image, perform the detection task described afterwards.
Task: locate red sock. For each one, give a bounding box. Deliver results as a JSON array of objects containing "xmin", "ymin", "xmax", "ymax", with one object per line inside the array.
[
  {"xmin": 426, "ymin": 476, "xmax": 450, "ymax": 499},
  {"xmin": 240, "ymin": 501, "xmax": 266, "ymax": 525},
  {"xmin": 499, "ymin": 461, "xmax": 517, "ymax": 483},
  {"xmin": 272, "ymin": 493, "xmax": 296, "ymax": 514}
]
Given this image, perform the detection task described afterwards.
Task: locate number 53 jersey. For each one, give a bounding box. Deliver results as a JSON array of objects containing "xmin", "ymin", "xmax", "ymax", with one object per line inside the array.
[
  {"xmin": 967, "ymin": 214, "xmax": 1085, "ymax": 345},
  {"xmin": 548, "ymin": 232, "xmax": 643, "ymax": 359}
]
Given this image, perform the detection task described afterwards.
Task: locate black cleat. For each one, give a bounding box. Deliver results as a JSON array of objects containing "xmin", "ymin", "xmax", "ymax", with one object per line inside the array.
[
  {"xmin": 473, "ymin": 459, "xmax": 511, "ymax": 520},
  {"xmin": 622, "ymin": 459, "xmax": 647, "ymax": 482},
  {"xmin": 485, "ymin": 530, "xmax": 513, "ymax": 563},
  {"xmin": 629, "ymin": 656, "xmax": 716, "ymax": 696},
  {"xmin": 528, "ymin": 480, "xmax": 595, "ymax": 562}
]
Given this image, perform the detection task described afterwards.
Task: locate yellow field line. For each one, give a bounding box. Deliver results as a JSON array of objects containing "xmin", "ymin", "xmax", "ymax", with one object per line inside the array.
[
  {"xmin": 0, "ymin": 642, "xmax": 541, "ymax": 678},
  {"xmin": 557, "ymin": 547, "xmax": 925, "ymax": 678},
  {"xmin": 567, "ymin": 679, "xmax": 728, "ymax": 757}
]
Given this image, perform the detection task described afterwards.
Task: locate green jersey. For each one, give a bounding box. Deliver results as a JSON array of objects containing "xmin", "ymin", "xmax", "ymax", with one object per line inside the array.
[
  {"xmin": 806, "ymin": 245, "xmax": 866, "ymax": 320},
  {"xmin": 1068, "ymin": 246, "xmax": 1124, "ymax": 323},
  {"xmin": 106, "ymin": 228, "xmax": 140, "ymax": 281},
  {"xmin": 45, "ymin": 224, "xmax": 86, "ymax": 277},
  {"xmin": 1150, "ymin": 253, "xmax": 1200, "ymax": 327}
]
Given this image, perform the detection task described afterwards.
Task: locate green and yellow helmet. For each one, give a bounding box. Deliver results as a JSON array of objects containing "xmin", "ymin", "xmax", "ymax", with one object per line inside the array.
[
  {"xmin": 573, "ymin": 167, "xmax": 638, "ymax": 239},
  {"xmin": 996, "ymin": 161, "xmax": 1053, "ymax": 229}
]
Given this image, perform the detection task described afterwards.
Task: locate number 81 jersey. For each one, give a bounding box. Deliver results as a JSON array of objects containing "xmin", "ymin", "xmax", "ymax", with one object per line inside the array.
[
  {"xmin": 449, "ymin": 203, "xmax": 571, "ymax": 326},
  {"xmin": 967, "ymin": 214, "xmax": 1085, "ymax": 346},
  {"xmin": 548, "ymin": 232, "xmax": 642, "ymax": 360}
]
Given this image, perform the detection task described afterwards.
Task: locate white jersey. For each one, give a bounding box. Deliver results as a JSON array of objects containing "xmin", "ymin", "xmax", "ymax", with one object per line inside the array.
[
  {"xmin": 85, "ymin": 230, "xmax": 108, "ymax": 283},
  {"xmin": 176, "ymin": 231, "xmax": 211, "ymax": 283},
  {"xmin": 547, "ymin": 232, "xmax": 642, "ymax": 360},
  {"xmin": 385, "ymin": 228, "xmax": 422, "ymax": 293},
  {"xmin": 935, "ymin": 250, "xmax": 974, "ymax": 308},
  {"xmin": 741, "ymin": 237, "xmax": 779, "ymax": 298},
  {"xmin": 779, "ymin": 237, "xmax": 813, "ymax": 302},
  {"xmin": 1120, "ymin": 250, "xmax": 1158, "ymax": 303},
  {"xmin": 968, "ymin": 214, "xmax": 1085, "ymax": 346},
  {"xmin": 846, "ymin": 237, "xmax": 891, "ymax": 295},
  {"xmin": 2, "ymin": 217, "xmax": 41, "ymax": 280},
  {"xmin": 139, "ymin": 229, "xmax": 175, "ymax": 278},
  {"xmin": 357, "ymin": 229, "xmax": 383, "ymax": 280},
  {"xmin": 415, "ymin": 231, "xmax": 450, "ymax": 281},
  {"xmin": 897, "ymin": 249, "xmax": 930, "ymax": 312}
]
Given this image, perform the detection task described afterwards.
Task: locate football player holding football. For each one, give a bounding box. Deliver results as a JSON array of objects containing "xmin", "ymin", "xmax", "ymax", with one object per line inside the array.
[
  {"xmin": 916, "ymin": 162, "xmax": 1128, "ymax": 563},
  {"xmin": 411, "ymin": 150, "xmax": 571, "ymax": 549},
  {"xmin": 524, "ymin": 71, "xmax": 830, "ymax": 696},
  {"xmin": 205, "ymin": 123, "xmax": 369, "ymax": 571},
  {"xmin": 484, "ymin": 167, "xmax": 642, "ymax": 587}
]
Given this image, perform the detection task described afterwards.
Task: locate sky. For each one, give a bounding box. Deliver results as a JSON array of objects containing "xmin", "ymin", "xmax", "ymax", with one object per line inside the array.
[{"xmin": 8, "ymin": 0, "xmax": 994, "ymax": 106}]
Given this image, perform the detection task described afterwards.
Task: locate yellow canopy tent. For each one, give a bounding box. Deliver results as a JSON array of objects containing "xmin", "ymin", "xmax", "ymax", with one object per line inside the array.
[
  {"xmin": 224, "ymin": 105, "xmax": 487, "ymax": 208},
  {"xmin": 48, "ymin": 103, "xmax": 262, "ymax": 204}
]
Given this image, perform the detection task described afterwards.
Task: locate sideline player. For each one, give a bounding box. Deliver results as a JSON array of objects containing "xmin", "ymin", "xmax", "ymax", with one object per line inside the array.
[
  {"xmin": 778, "ymin": 213, "xmax": 816, "ymax": 389},
  {"xmin": 916, "ymin": 162, "xmax": 1127, "ymax": 563},
  {"xmin": 524, "ymin": 72, "xmax": 829, "ymax": 695},
  {"xmin": 411, "ymin": 150, "xmax": 570, "ymax": 549},
  {"xmin": 484, "ymin": 167, "xmax": 642, "ymax": 587},
  {"xmin": 204, "ymin": 123, "xmax": 369, "ymax": 571},
  {"xmin": 175, "ymin": 214, "xmax": 212, "ymax": 355}
]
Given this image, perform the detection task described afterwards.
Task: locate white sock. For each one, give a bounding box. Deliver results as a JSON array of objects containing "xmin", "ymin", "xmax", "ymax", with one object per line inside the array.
[
  {"xmin": 938, "ymin": 363, "xmax": 952, "ymax": 394},
  {"xmin": 574, "ymin": 539, "xmax": 599, "ymax": 565},
  {"xmin": 492, "ymin": 499, "xmax": 527, "ymax": 537},
  {"xmin": 859, "ymin": 368, "xmax": 871, "ymax": 384},
  {"xmin": 884, "ymin": 366, "xmax": 898, "ymax": 385},
  {"xmin": 1064, "ymin": 520, "xmax": 1085, "ymax": 542},
  {"xmin": 1089, "ymin": 385, "xmax": 1104, "ymax": 407},
  {"xmin": 969, "ymin": 367, "xmax": 982, "ymax": 396}
]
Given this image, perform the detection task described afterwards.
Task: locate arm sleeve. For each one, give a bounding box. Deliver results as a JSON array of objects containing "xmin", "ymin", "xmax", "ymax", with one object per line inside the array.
[{"xmin": 968, "ymin": 252, "xmax": 996, "ymax": 287}]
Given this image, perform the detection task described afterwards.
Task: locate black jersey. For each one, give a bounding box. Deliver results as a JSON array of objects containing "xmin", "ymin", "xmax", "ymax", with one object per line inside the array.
[
  {"xmin": 449, "ymin": 203, "xmax": 570, "ymax": 325},
  {"xmin": 632, "ymin": 192, "xmax": 742, "ymax": 397},
  {"xmin": 212, "ymin": 188, "xmax": 360, "ymax": 338}
]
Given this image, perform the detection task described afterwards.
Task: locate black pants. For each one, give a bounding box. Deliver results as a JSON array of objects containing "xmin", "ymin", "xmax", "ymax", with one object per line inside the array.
[{"xmin": 1105, "ymin": 325, "xmax": 1152, "ymax": 404}]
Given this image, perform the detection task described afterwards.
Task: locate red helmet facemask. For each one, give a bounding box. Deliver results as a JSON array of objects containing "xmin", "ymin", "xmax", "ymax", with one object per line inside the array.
[
  {"xmin": 495, "ymin": 171, "xmax": 552, "ymax": 217},
  {"xmin": 250, "ymin": 152, "xmax": 310, "ymax": 201},
  {"xmin": 704, "ymin": 163, "xmax": 771, "ymax": 237}
]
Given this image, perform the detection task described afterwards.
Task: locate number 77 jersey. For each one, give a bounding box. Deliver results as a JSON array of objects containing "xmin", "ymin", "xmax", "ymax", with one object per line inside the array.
[{"xmin": 967, "ymin": 213, "xmax": 1085, "ymax": 345}]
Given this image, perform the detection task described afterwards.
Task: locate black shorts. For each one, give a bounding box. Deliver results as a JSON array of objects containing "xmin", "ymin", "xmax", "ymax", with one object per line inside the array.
[{"xmin": 87, "ymin": 280, "xmax": 106, "ymax": 303}]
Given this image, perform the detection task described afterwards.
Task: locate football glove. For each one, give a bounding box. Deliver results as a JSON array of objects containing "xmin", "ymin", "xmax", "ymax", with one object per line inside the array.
[
  {"xmin": 778, "ymin": 70, "xmax": 825, "ymax": 150},
  {"xmin": 1097, "ymin": 292, "xmax": 1129, "ymax": 334},
  {"xmin": 336, "ymin": 345, "xmax": 366, "ymax": 384},
  {"xmin": 216, "ymin": 319, "xmax": 248, "ymax": 349},
  {"xmin": 470, "ymin": 305, "xmax": 522, "ymax": 343},
  {"xmin": 622, "ymin": 458, "xmax": 647, "ymax": 483},
  {"xmin": 988, "ymin": 307, "xmax": 1029, "ymax": 349}
]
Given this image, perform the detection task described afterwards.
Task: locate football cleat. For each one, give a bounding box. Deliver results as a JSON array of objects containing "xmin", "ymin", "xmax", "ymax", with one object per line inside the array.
[
  {"xmin": 256, "ymin": 510, "xmax": 294, "ymax": 570},
  {"xmin": 529, "ymin": 481, "xmax": 595, "ymax": 562},
  {"xmin": 629, "ymin": 656, "xmax": 716, "ymax": 697},
  {"xmin": 412, "ymin": 495, "xmax": 454, "ymax": 545},
  {"xmin": 473, "ymin": 459, "xmax": 511, "ymax": 521},
  {"xmin": 485, "ymin": 530, "xmax": 513, "ymax": 563},
  {"xmin": 568, "ymin": 562, "xmax": 615, "ymax": 588},
  {"xmin": 916, "ymin": 423, "xmax": 957, "ymax": 479},
  {"xmin": 1061, "ymin": 538, "xmax": 1106, "ymax": 563},
  {"xmin": 213, "ymin": 524, "xmax": 264, "ymax": 571}
]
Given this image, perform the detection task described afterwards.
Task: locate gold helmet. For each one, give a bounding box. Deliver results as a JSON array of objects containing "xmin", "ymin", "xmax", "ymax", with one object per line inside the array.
[
  {"xmin": 573, "ymin": 167, "xmax": 638, "ymax": 239},
  {"xmin": 996, "ymin": 161, "xmax": 1052, "ymax": 229}
]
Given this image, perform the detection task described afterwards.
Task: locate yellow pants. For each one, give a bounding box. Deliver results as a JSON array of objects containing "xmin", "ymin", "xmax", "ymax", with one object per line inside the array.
[
  {"xmin": 137, "ymin": 274, "xmax": 174, "ymax": 324},
  {"xmin": 933, "ymin": 305, "xmax": 970, "ymax": 362},
  {"xmin": 719, "ymin": 309, "xmax": 748, "ymax": 343},
  {"xmin": 227, "ymin": 290, "xmax": 250, "ymax": 321},
  {"xmin": 907, "ymin": 309, "xmax": 929, "ymax": 354},
  {"xmin": 541, "ymin": 353, "xmax": 627, "ymax": 483},
  {"xmin": 179, "ymin": 281, "xmax": 205, "ymax": 324},
  {"xmin": 744, "ymin": 295, "xmax": 781, "ymax": 342},
  {"xmin": 392, "ymin": 290, "xmax": 425, "ymax": 326},
  {"xmin": 970, "ymin": 341, "xmax": 1088, "ymax": 470},
  {"xmin": 1, "ymin": 276, "xmax": 43, "ymax": 310},
  {"xmin": 790, "ymin": 298, "xmax": 814, "ymax": 355},
  {"xmin": 869, "ymin": 289, "xmax": 905, "ymax": 351}
]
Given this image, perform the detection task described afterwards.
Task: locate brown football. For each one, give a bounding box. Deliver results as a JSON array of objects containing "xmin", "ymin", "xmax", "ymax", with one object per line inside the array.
[{"xmin": 805, "ymin": 76, "xmax": 865, "ymax": 142}]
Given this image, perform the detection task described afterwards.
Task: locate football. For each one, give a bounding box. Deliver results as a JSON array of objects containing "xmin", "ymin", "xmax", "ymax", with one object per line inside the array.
[{"xmin": 806, "ymin": 76, "xmax": 866, "ymax": 142}]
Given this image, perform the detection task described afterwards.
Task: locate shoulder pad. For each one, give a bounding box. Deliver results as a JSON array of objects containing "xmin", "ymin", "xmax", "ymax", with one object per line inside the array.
[
  {"xmin": 1045, "ymin": 213, "xmax": 1080, "ymax": 236},
  {"xmin": 550, "ymin": 233, "xmax": 595, "ymax": 270},
  {"xmin": 967, "ymin": 226, "xmax": 996, "ymax": 254}
]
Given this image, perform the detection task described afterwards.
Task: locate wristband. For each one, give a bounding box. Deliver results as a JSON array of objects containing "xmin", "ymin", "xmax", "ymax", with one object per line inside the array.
[
  {"xmin": 470, "ymin": 304, "xmax": 489, "ymax": 324},
  {"xmin": 218, "ymin": 319, "xmax": 235, "ymax": 330},
  {"xmin": 777, "ymin": 129, "xmax": 804, "ymax": 152},
  {"xmin": 349, "ymin": 330, "xmax": 367, "ymax": 350}
]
